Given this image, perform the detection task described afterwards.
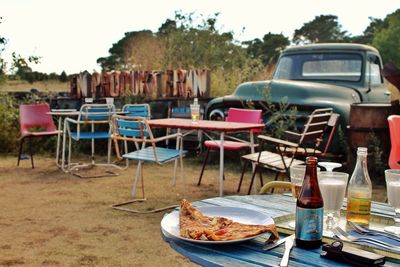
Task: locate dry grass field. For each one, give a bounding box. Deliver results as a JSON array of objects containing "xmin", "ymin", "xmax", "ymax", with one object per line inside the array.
[
  {"xmin": 0, "ymin": 153, "xmax": 388, "ymax": 267},
  {"xmin": 0, "ymin": 80, "xmax": 68, "ymax": 93}
]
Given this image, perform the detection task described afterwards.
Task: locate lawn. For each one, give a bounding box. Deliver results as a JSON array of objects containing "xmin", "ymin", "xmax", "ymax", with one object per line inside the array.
[{"xmin": 0, "ymin": 155, "xmax": 387, "ymax": 266}]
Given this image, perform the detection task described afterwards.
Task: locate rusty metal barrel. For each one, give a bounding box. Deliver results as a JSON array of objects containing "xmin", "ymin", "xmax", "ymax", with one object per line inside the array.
[
  {"xmin": 347, "ymin": 101, "xmax": 399, "ymax": 175},
  {"xmin": 348, "ymin": 102, "xmax": 399, "ymax": 153}
]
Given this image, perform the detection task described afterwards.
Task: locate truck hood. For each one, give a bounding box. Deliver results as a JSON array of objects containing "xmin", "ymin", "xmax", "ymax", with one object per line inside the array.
[
  {"xmin": 208, "ymin": 79, "xmax": 362, "ymax": 125},
  {"xmin": 233, "ymin": 79, "xmax": 360, "ymax": 103}
]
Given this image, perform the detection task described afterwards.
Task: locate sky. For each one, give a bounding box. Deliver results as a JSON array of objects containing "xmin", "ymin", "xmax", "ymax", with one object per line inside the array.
[{"xmin": 1, "ymin": 0, "xmax": 400, "ymax": 75}]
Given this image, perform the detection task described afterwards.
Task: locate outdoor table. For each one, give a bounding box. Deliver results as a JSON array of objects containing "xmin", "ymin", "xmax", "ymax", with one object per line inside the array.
[
  {"xmin": 148, "ymin": 118, "xmax": 265, "ymax": 196},
  {"xmin": 161, "ymin": 194, "xmax": 400, "ymax": 266}
]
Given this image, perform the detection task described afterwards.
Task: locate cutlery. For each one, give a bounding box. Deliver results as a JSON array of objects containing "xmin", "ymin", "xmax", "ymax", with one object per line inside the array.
[
  {"xmin": 332, "ymin": 227, "xmax": 400, "ymax": 252},
  {"xmin": 279, "ymin": 235, "xmax": 295, "ymax": 267},
  {"xmin": 348, "ymin": 221, "xmax": 400, "ymax": 243},
  {"xmin": 263, "ymin": 234, "xmax": 294, "ymax": 251}
]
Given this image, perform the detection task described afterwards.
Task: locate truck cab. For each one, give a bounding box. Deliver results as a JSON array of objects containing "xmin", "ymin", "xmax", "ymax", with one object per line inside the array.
[{"xmin": 205, "ymin": 43, "xmax": 391, "ymax": 127}]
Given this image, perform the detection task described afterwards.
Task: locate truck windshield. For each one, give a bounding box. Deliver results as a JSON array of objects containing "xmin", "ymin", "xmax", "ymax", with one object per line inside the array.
[{"xmin": 274, "ymin": 53, "xmax": 362, "ymax": 82}]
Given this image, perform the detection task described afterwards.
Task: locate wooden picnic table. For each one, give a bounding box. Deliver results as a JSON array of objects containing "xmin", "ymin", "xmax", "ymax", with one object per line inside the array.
[{"xmin": 161, "ymin": 194, "xmax": 400, "ymax": 266}]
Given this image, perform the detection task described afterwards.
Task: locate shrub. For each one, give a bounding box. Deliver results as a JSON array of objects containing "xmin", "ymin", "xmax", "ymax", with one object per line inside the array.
[{"xmin": 0, "ymin": 94, "xmax": 19, "ymax": 153}]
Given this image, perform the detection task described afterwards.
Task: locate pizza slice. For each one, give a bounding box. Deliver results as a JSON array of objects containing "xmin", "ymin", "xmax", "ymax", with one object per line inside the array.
[{"xmin": 179, "ymin": 199, "xmax": 279, "ymax": 241}]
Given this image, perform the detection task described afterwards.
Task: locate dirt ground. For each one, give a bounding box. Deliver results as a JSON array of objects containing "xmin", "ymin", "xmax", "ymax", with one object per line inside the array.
[{"xmin": 0, "ymin": 154, "xmax": 387, "ymax": 267}]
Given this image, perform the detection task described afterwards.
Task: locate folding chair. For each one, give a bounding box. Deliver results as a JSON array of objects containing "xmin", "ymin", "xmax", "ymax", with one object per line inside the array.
[
  {"xmin": 17, "ymin": 103, "xmax": 60, "ymax": 168},
  {"xmin": 122, "ymin": 104, "xmax": 151, "ymax": 119},
  {"xmin": 238, "ymin": 107, "xmax": 333, "ymax": 194},
  {"xmin": 281, "ymin": 113, "xmax": 340, "ymax": 159},
  {"xmin": 111, "ymin": 115, "xmax": 187, "ymax": 213},
  {"xmin": 116, "ymin": 104, "xmax": 152, "ymax": 168},
  {"xmin": 197, "ymin": 108, "xmax": 263, "ymax": 188},
  {"xmin": 259, "ymin": 181, "xmax": 292, "ymax": 194},
  {"xmin": 388, "ymin": 115, "xmax": 400, "ymax": 169},
  {"xmin": 61, "ymin": 104, "xmax": 116, "ymax": 172}
]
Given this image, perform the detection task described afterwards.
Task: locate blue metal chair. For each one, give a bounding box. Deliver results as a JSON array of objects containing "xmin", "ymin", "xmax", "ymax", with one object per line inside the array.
[
  {"xmin": 111, "ymin": 115, "xmax": 187, "ymax": 213},
  {"xmin": 61, "ymin": 104, "xmax": 116, "ymax": 172},
  {"xmin": 122, "ymin": 104, "xmax": 151, "ymax": 119}
]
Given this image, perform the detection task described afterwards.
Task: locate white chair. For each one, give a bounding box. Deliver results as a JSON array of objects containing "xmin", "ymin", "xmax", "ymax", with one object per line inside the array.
[{"xmin": 61, "ymin": 104, "xmax": 116, "ymax": 172}]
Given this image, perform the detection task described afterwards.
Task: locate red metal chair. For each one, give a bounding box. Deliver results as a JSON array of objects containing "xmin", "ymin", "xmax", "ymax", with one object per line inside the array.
[
  {"xmin": 17, "ymin": 103, "xmax": 60, "ymax": 168},
  {"xmin": 197, "ymin": 108, "xmax": 263, "ymax": 186},
  {"xmin": 388, "ymin": 115, "xmax": 400, "ymax": 169}
]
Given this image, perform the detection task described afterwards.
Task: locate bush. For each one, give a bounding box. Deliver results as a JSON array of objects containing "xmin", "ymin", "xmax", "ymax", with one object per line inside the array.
[{"xmin": 0, "ymin": 94, "xmax": 19, "ymax": 153}]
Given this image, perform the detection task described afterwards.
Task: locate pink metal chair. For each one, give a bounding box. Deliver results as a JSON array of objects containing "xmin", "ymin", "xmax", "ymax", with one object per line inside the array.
[
  {"xmin": 388, "ymin": 115, "xmax": 400, "ymax": 169},
  {"xmin": 17, "ymin": 103, "xmax": 60, "ymax": 168},
  {"xmin": 197, "ymin": 108, "xmax": 263, "ymax": 186}
]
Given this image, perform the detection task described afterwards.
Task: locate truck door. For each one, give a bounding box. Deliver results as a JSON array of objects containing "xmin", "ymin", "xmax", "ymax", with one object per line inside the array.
[{"xmin": 365, "ymin": 54, "xmax": 391, "ymax": 103}]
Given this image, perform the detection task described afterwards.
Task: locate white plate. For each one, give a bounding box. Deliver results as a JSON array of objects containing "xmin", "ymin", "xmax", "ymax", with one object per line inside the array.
[{"xmin": 161, "ymin": 206, "xmax": 274, "ymax": 244}]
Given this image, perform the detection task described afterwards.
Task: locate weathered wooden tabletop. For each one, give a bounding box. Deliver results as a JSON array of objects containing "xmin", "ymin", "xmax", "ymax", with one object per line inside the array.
[{"xmin": 161, "ymin": 194, "xmax": 400, "ymax": 267}]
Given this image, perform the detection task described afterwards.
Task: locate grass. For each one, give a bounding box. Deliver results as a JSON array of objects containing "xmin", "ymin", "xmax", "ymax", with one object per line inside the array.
[
  {"xmin": 0, "ymin": 80, "xmax": 68, "ymax": 93},
  {"xmin": 0, "ymin": 153, "xmax": 387, "ymax": 266}
]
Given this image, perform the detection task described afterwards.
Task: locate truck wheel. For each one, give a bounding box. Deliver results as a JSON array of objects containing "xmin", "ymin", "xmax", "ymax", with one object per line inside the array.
[{"xmin": 209, "ymin": 109, "xmax": 225, "ymax": 121}]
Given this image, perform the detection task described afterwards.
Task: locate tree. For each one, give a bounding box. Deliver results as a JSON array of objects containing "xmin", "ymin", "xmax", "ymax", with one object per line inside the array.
[
  {"xmin": 350, "ymin": 17, "xmax": 385, "ymax": 44},
  {"xmin": 293, "ymin": 15, "xmax": 349, "ymax": 44},
  {"xmin": 59, "ymin": 71, "xmax": 68, "ymax": 82},
  {"xmin": 244, "ymin": 33, "xmax": 289, "ymax": 65},
  {"xmin": 372, "ymin": 9, "xmax": 400, "ymax": 66},
  {"xmin": 0, "ymin": 17, "xmax": 7, "ymax": 83},
  {"xmin": 97, "ymin": 30, "xmax": 163, "ymax": 71}
]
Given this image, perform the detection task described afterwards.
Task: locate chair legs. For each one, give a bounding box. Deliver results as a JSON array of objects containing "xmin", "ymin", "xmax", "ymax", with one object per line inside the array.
[
  {"xmin": 197, "ymin": 147, "xmax": 211, "ymax": 186},
  {"xmin": 237, "ymin": 159, "xmax": 249, "ymax": 192},
  {"xmin": 17, "ymin": 137, "xmax": 24, "ymax": 167},
  {"xmin": 28, "ymin": 137, "xmax": 34, "ymax": 168},
  {"xmin": 16, "ymin": 137, "xmax": 34, "ymax": 169}
]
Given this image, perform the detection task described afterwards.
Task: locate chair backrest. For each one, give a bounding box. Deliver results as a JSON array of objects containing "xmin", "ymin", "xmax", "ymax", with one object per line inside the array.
[
  {"xmin": 111, "ymin": 115, "xmax": 157, "ymax": 159},
  {"xmin": 19, "ymin": 103, "xmax": 56, "ymax": 136},
  {"xmin": 78, "ymin": 104, "xmax": 114, "ymax": 123},
  {"xmin": 169, "ymin": 107, "xmax": 191, "ymax": 119},
  {"xmin": 298, "ymin": 108, "xmax": 333, "ymax": 145},
  {"xmin": 122, "ymin": 104, "xmax": 151, "ymax": 119},
  {"xmin": 321, "ymin": 113, "xmax": 340, "ymax": 155},
  {"xmin": 226, "ymin": 108, "xmax": 263, "ymax": 133},
  {"xmin": 388, "ymin": 115, "xmax": 400, "ymax": 169}
]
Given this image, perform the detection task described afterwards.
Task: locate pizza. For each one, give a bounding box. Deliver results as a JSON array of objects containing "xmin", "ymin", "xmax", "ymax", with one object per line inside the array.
[{"xmin": 179, "ymin": 199, "xmax": 279, "ymax": 241}]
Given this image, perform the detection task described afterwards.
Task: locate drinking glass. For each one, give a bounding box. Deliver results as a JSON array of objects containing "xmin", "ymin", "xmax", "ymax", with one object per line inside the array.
[
  {"xmin": 318, "ymin": 162, "xmax": 342, "ymax": 172},
  {"xmin": 384, "ymin": 169, "xmax": 400, "ymax": 235},
  {"xmin": 190, "ymin": 104, "xmax": 200, "ymax": 123},
  {"xmin": 106, "ymin": 97, "xmax": 114, "ymax": 106},
  {"xmin": 290, "ymin": 165, "xmax": 306, "ymax": 200},
  {"xmin": 318, "ymin": 171, "xmax": 349, "ymax": 230}
]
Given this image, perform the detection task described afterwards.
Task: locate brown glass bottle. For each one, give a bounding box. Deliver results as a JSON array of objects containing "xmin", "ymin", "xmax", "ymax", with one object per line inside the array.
[{"xmin": 295, "ymin": 157, "xmax": 324, "ymax": 248}]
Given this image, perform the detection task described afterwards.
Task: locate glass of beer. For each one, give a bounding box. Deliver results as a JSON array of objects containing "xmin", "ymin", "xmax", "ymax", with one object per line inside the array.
[
  {"xmin": 384, "ymin": 169, "xmax": 400, "ymax": 234},
  {"xmin": 318, "ymin": 171, "xmax": 349, "ymax": 230},
  {"xmin": 290, "ymin": 165, "xmax": 306, "ymax": 200},
  {"xmin": 190, "ymin": 104, "xmax": 200, "ymax": 123}
]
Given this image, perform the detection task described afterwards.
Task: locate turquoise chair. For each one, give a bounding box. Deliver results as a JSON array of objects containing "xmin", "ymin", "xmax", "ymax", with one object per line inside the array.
[
  {"xmin": 61, "ymin": 104, "xmax": 116, "ymax": 172},
  {"xmin": 111, "ymin": 115, "xmax": 187, "ymax": 213},
  {"xmin": 122, "ymin": 103, "xmax": 151, "ymax": 119}
]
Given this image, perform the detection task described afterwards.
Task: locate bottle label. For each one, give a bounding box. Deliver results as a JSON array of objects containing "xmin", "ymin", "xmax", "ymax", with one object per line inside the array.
[{"xmin": 295, "ymin": 207, "xmax": 323, "ymax": 241}]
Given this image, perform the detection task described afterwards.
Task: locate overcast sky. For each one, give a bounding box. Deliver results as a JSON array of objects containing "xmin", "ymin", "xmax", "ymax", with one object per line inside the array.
[{"xmin": 2, "ymin": 0, "xmax": 399, "ymax": 74}]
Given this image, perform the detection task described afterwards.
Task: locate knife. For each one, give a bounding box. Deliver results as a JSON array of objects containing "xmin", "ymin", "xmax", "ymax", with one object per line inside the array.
[
  {"xmin": 280, "ymin": 235, "xmax": 295, "ymax": 267},
  {"xmin": 263, "ymin": 234, "xmax": 294, "ymax": 251}
]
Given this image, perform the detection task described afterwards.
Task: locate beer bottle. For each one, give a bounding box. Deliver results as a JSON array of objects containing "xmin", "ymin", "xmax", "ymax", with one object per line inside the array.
[
  {"xmin": 346, "ymin": 147, "xmax": 372, "ymax": 225},
  {"xmin": 295, "ymin": 156, "xmax": 324, "ymax": 248}
]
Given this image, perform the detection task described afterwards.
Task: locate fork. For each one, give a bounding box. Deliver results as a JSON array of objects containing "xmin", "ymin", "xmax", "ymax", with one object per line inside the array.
[
  {"xmin": 332, "ymin": 227, "xmax": 400, "ymax": 252},
  {"xmin": 348, "ymin": 221, "xmax": 400, "ymax": 243}
]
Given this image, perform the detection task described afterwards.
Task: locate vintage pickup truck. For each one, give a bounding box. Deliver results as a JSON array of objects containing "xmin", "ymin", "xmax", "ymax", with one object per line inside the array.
[{"xmin": 205, "ymin": 43, "xmax": 392, "ymax": 128}]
